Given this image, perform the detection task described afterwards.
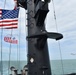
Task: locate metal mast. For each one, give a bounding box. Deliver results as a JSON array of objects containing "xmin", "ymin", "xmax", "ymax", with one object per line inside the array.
[{"xmin": 17, "ymin": 0, "xmax": 63, "ymax": 75}]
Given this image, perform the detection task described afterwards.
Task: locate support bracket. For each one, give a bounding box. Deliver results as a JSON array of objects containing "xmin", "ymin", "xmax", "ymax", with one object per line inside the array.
[{"xmin": 27, "ymin": 31, "xmax": 63, "ymax": 49}]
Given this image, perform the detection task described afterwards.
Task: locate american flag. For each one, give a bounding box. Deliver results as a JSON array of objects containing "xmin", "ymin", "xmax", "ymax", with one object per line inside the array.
[{"xmin": 0, "ymin": 8, "xmax": 19, "ymax": 29}]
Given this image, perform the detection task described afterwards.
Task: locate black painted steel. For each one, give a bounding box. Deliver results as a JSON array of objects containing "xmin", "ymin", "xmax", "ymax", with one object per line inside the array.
[
  {"xmin": 34, "ymin": 1, "xmax": 49, "ymax": 26},
  {"xmin": 17, "ymin": 0, "xmax": 27, "ymax": 9},
  {"xmin": 27, "ymin": 0, "xmax": 52, "ymax": 75},
  {"xmin": 27, "ymin": 31, "xmax": 63, "ymax": 40},
  {"xmin": 17, "ymin": 0, "xmax": 63, "ymax": 75}
]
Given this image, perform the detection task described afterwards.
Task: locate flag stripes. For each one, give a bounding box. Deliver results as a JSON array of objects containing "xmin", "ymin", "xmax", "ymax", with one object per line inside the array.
[{"xmin": 0, "ymin": 18, "xmax": 18, "ymax": 28}]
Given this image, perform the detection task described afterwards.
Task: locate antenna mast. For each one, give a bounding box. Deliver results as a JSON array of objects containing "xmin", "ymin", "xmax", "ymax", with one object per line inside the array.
[{"xmin": 17, "ymin": 0, "xmax": 63, "ymax": 75}]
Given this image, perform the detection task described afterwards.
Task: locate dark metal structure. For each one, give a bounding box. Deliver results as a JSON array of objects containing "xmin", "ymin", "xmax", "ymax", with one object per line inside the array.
[{"xmin": 17, "ymin": 0, "xmax": 63, "ymax": 75}]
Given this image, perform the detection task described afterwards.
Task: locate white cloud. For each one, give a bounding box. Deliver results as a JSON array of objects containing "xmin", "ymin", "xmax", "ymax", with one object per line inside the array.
[{"xmin": 46, "ymin": 0, "xmax": 76, "ymax": 33}]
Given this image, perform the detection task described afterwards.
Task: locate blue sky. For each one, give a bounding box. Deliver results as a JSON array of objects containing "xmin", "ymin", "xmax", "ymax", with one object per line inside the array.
[{"xmin": 0, "ymin": 0, "xmax": 76, "ymax": 61}]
